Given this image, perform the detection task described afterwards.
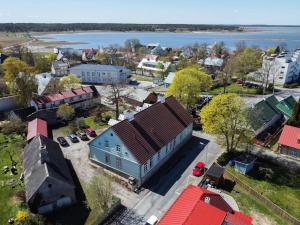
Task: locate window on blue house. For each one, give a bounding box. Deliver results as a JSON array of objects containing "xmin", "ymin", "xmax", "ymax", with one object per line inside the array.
[
  {"xmin": 116, "ymin": 145, "xmax": 121, "ymax": 152},
  {"xmin": 105, "ymin": 153, "xmax": 111, "ymax": 164},
  {"xmin": 105, "ymin": 140, "xmax": 109, "ymax": 147},
  {"xmin": 157, "ymin": 151, "xmax": 161, "ymax": 161},
  {"xmin": 144, "ymin": 162, "xmax": 148, "ymax": 174},
  {"xmin": 116, "ymin": 157, "xmax": 122, "ymax": 169}
]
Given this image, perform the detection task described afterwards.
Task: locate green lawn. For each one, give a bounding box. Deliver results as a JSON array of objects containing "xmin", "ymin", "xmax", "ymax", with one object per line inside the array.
[
  {"xmin": 225, "ymin": 185, "xmax": 290, "ymax": 225},
  {"xmin": 84, "ymin": 117, "xmax": 109, "ymax": 130},
  {"xmin": 131, "ymin": 74, "xmax": 153, "ymax": 82},
  {"xmin": 208, "ymin": 84, "xmax": 259, "ymax": 95},
  {"xmin": 0, "ymin": 133, "xmax": 26, "ymax": 225},
  {"xmin": 227, "ymin": 165, "xmax": 300, "ymax": 221}
]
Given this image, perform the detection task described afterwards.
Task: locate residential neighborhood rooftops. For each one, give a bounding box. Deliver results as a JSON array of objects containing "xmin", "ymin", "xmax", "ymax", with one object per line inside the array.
[
  {"xmin": 22, "ymin": 135, "xmax": 75, "ymax": 202},
  {"xmin": 278, "ymin": 125, "xmax": 300, "ymax": 150},
  {"xmin": 27, "ymin": 118, "xmax": 48, "ymax": 141},
  {"xmin": 108, "ymin": 96, "xmax": 193, "ymax": 164},
  {"xmin": 158, "ymin": 185, "xmax": 252, "ymax": 225}
]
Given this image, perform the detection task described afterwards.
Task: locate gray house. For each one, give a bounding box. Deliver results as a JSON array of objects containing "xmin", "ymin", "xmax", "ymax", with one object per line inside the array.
[
  {"xmin": 51, "ymin": 61, "xmax": 69, "ymax": 76},
  {"xmin": 89, "ymin": 96, "xmax": 193, "ymax": 186},
  {"xmin": 69, "ymin": 64, "xmax": 131, "ymax": 84},
  {"xmin": 23, "ymin": 135, "xmax": 76, "ymax": 214}
]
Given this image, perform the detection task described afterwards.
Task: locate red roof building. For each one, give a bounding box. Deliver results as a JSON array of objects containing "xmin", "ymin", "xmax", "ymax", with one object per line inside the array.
[
  {"xmin": 27, "ymin": 118, "xmax": 48, "ymax": 142},
  {"xmin": 32, "ymin": 86, "xmax": 97, "ymax": 110},
  {"xmin": 158, "ymin": 185, "xmax": 252, "ymax": 225},
  {"xmin": 278, "ymin": 125, "xmax": 300, "ymax": 158}
]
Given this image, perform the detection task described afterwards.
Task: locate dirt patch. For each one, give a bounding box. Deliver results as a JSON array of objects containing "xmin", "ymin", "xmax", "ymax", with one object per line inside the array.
[{"xmin": 251, "ymin": 210, "xmax": 277, "ymax": 225}]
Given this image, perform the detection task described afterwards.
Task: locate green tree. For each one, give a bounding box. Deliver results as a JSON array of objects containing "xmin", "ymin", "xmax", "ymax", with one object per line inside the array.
[
  {"xmin": 57, "ymin": 104, "xmax": 75, "ymax": 121},
  {"xmin": 235, "ymin": 47, "xmax": 262, "ymax": 81},
  {"xmin": 200, "ymin": 93, "xmax": 253, "ymax": 152},
  {"xmin": 85, "ymin": 175, "xmax": 113, "ymax": 213},
  {"xmin": 95, "ymin": 51, "xmax": 109, "ymax": 64},
  {"xmin": 9, "ymin": 73, "xmax": 38, "ymax": 107},
  {"xmin": 34, "ymin": 54, "xmax": 51, "ymax": 73},
  {"xmin": 2, "ymin": 57, "xmax": 33, "ymax": 82},
  {"xmin": 59, "ymin": 73, "xmax": 81, "ymax": 90},
  {"xmin": 47, "ymin": 52, "xmax": 57, "ymax": 62},
  {"xmin": 289, "ymin": 99, "xmax": 300, "ymax": 127},
  {"xmin": 166, "ymin": 66, "xmax": 212, "ymax": 108},
  {"xmin": 124, "ymin": 39, "xmax": 141, "ymax": 52}
]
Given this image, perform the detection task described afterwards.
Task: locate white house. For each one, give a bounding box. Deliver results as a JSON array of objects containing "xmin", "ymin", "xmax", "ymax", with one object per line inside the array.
[
  {"xmin": 137, "ymin": 58, "xmax": 171, "ymax": 77},
  {"xmin": 69, "ymin": 64, "xmax": 131, "ymax": 84},
  {"xmin": 262, "ymin": 49, "xmax": 300, "ymax": 85},
  {"xmin": 89, "ymin": 96, "xmax": 193, "ymax": 186}
]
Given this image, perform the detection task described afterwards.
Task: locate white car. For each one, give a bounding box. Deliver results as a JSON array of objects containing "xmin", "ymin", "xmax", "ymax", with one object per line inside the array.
[{"xmin": 145, "ymin": 215, "xmax": 158, "ymax": 225}]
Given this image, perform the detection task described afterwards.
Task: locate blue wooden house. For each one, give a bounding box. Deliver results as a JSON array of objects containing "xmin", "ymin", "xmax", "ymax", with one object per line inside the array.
[{"xmin": 89, "ymin": 96, "xmax": 193, "ymax": 186}]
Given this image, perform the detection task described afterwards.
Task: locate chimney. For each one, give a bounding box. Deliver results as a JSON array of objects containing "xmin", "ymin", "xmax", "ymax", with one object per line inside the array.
[
  {"xmin": 204, "ymin": 196, "xmax": 211, "ymax": 204},
  {"xmin": 40, "ymin": 145, "xmax": 49, "ymax": 164},
  {"xmin": 158, "ymin": 95, "xmax": 165, "ymax": 103}
]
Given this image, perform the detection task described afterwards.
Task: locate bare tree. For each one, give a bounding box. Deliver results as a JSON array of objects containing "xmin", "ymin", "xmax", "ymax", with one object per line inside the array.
[
  {"xmin": 107, "ymin": 82, "xmax": 129, "ymax": 119},
  {"xmin": 85, "ymin": 175, "xmax": 113, "ymax": 213},
  {"xmin": 261, "ymin": 57, "xmax": 278, "ymax": 95}
]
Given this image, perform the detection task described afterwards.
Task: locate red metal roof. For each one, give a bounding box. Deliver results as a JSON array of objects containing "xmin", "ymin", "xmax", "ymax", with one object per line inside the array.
[
  {"xmin": 34, "ymin": 86, "xmax": 95, "ymax": 105},
  {"xmin": 278, "ymin": 125, "xmax": 300, "ymax": 150},
  {"xmin": 158, "ymin": 185, "xmax": 252, "ymax": 225},
  {"xmin": 27, "ymin": 118, "xmax": 48, "ymax": 141}
]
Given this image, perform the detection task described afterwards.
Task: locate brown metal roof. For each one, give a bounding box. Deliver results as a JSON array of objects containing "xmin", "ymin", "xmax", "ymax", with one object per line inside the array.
[{"xmin": 112, "ymin": 96, "xmax": 193, "ymax": 164}]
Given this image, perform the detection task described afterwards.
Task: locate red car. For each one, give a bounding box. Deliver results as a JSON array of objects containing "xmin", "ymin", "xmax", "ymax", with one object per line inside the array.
[
  {"xmin": 192, "ymin": 162, "xmax": 205, "ymax": 177},
  {"xmin": 85, "ymin": 128, "xmax": 97, "ymax": 137}
]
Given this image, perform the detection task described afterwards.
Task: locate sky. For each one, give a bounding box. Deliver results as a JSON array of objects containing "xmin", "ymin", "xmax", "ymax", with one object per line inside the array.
[{"xmin": 0, "ymin": 0, "xmax": 299, "ymax": 25}]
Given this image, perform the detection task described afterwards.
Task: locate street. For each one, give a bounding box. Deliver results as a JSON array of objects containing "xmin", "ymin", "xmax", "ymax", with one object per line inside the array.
[{"xmin": 102, "ymin": 131, "xmax": 223, "ymax": 224}]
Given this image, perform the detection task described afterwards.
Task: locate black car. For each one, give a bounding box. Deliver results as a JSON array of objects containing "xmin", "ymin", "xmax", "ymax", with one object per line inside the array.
[
  {"xmin": 57, "ymin": 137, "xmax": 68, "ymax": 147},
  {"xmin": 78, "ymin": 131, "xmax": 88, "ymax": 141},
  {"xmin": 68, "ymin": 133, "xmax": 79, "ymax": 143}
]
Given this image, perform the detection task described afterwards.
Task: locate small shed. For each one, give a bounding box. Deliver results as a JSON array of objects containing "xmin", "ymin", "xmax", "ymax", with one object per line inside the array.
[
  {"xmin": 204, "ymin": 163, "xmax": 225, "ymax": 186},
  {"xmin": 27, "ymin": 118, "xmax": 48, "ymax": 142},
  {"xmin": 234, "ymin": 154, "xmax": 256, "ymax": 175}
]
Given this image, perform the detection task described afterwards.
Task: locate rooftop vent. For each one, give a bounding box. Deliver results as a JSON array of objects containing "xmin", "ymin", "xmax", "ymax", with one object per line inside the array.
[
  {"xmin": 204, "ymin": 196, "xmax": 211, "ymax": 204},
  {"xmin": 40, "ymin": 146, "xmax": 49, "ymax": 164}
]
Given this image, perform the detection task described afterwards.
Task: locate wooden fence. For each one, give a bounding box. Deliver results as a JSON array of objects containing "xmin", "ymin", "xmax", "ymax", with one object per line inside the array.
[{"xmin": 225, "ymin": 169, "xmax": 300, "ymax": 225}]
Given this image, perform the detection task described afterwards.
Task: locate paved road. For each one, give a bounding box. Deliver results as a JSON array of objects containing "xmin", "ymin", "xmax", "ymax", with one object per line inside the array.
[{"xmin": 131, "ymin": 131, "xmax": 223, "ymax": 221}]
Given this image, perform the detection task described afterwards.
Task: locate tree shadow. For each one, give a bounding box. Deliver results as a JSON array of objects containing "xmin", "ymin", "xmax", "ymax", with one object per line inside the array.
[
  {"xmin": 46, "ymin": 160, "xmax": 90, "ymax": 225},
  {"xmin": 142, "ymin": 136, "xmax": 210, "ymax": 196}
]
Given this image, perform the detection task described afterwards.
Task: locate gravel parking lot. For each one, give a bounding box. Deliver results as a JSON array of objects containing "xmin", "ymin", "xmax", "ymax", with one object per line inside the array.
[{"xmin": 52, "ymin": 127, "xmax": 144, "ymax": 209}]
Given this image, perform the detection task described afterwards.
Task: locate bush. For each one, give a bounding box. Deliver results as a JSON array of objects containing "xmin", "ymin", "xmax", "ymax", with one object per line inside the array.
[
  {"xmin": 103, "ymin": 112, "xmax": 112, "ymax": 122},
  {"xmin": 217, "ymin": 151, "xmax": 241, "ymax": 166},
  {"xmin": 283, "ymin": 83, "xmax": 299, "ymax": 89},
  {"xmin": 0, "ymin": 119, "xmax": 26, "ymax": 135},
  {"xmin": 15, "ymin": 210, "xmax": 28, "ymax": 221},
  {"xmin": 76, "ymin": 117, "xmax": 88, "ymax": 129}
]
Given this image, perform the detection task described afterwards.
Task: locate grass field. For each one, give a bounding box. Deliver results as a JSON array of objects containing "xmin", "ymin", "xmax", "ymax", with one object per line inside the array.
[
  {"xmin": 84, "ymin": 117, "xmax": 109, "ymax": 130},
  {"xmin": 131, "ymin": 74, "xmax": 154, "ymax": 82},
  {"xmin": 226, "ymin": 185, "xmax": 290, "ymax": 225},
  {"xmin": 227, "ymin": 164, "xmax": 300, "ymax": 221},
  {"xmin": 0, "ymin": 133, "xmax": 26, "ymax": 225},
  {"xmin": 209, "ymin": 84, "xmax": 260, "ymax": 95}
]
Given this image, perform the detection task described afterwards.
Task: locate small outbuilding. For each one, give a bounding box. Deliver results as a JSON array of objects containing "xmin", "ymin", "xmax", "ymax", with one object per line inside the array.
[
  {"xmin": 27, "ymin": 118, "xmax": 48, "ymax": 142},
  {"xmin": 204, "ymin": 163, "xmax": 225, "ymax": 186},
  {"xmin": 234, "ymin": 154, "xmax": 256, "ymax": 175}
]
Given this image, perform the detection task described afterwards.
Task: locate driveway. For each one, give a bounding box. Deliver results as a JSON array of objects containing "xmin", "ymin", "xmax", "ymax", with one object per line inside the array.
[{"xmin": 133, "ymin": 131, "xmax": 223, "ymax": 220}]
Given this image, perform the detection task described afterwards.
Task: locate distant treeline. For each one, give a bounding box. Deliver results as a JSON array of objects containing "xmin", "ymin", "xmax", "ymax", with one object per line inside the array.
[{"xmin": 0, "ymin": 23, "xmax": 242, "ymax": 32}]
